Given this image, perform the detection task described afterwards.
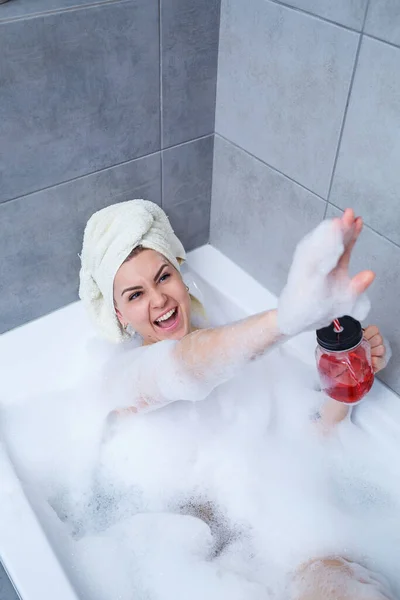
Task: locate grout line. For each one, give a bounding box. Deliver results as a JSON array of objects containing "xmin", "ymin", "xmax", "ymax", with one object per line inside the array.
[
  {"xmin": 259, "ymin": 0, "xmax": 400, "ymax": 53},
  {"xmin": 209, "ymin": 132, "xmax": 216, "ymax": 234},
  {"xmin": 212, "ymin": 0, "xmax": 223, "ymax": 133},
  {"xmin": 0, "ymin": 0, "xmax": 133, "ymax": 24},
  {"xmin": 159, "ymin": 0, "xmax": 164, "ymax": 207},
  {"xmin": 364, "ymin": 31, "xmax": 400, "ymax": 51},
  {"xmin": 159, "ymin": 0, "xmax": 164, "ymax": 152},
  {"xmin": 326, "ymin": 32, "xmax": 364, "ymax": 202},
  {"xmin": 160, "ymin": 151, "xmax": 164, "ymax": 208},
  {"xmin": 215, "ymin": 133, "xmax": 326, "ymax": 202},
  {"xmin": 322, "ymin": 201, "xmax": 329, "ymax": 220},
  {"xmin": 161, "ymin": 132, "xmax": 214, "ymax": 154},
  {"xmin": 215, "ymin": 132, "xmax": 400, "ymax": 251},
  {"xmin": 0, "ymin": 149, "xmax": 160, "ymax": 206},
  {"xmin": 327, "ymin": 200, "xmax": 400, "ymax": 249},
  {"xmin": 265, "ymin": 0, "xmax": 361, "ymax": 34},
  {"xmin": 0, "ymin": 134, "xmax": 215, "ymax": 207},
  {"xmin": 2, "ymin": 2, "xmax": 398, "ymax": 53},
  {"xmin": 166, "ymin": 193, "xmax": 211, "ymax": 213},
  {"xmin": 362, "ymin": 0, "xmax": 371, "ymax": 31}
]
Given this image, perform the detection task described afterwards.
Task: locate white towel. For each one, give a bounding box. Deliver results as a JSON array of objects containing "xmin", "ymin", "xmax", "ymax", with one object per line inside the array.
[{"xmin": 79, "ymin": 200, "xmax": 186, "ymax": 343}]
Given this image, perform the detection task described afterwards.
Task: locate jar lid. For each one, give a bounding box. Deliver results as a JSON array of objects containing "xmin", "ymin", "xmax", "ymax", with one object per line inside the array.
[{"xmin": 316, "ymin": 316, "xmax": 363, "ymax": 352}]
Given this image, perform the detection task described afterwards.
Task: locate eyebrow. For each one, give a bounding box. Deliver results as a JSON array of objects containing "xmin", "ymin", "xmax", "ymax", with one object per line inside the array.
[{"xmin": 121, "ymin": 263, "xmax": 168, "ymax": 297}]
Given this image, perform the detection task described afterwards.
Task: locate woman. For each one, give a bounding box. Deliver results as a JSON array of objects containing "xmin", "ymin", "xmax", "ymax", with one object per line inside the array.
[{"xmin": 79, "ymin": 199, "xmax": 392, "ymax": 599}]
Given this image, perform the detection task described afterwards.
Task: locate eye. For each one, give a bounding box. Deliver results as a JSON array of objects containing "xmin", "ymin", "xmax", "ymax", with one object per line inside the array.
[
  {"xmin": 159, "ymin": 273, "xmax": 171, "ymax": 283},
  {"xmin": 128, "ymin": 291, "xmax": 142, "ymax": 301}
]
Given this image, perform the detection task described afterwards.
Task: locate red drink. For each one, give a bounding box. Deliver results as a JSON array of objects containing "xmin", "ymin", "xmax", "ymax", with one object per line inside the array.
[{"xmin": 316, "ymin": 316, "xmax": 374, "ymax": 405}]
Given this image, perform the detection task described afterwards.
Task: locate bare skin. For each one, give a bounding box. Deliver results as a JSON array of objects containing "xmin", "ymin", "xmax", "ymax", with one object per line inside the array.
[
  {"xmin": 292, "ymin": 557, "xmax": 395, "ymax": 600},
  {"xmin": 113, "ymin": 249, "xmax": 191, "ymax": 346}
]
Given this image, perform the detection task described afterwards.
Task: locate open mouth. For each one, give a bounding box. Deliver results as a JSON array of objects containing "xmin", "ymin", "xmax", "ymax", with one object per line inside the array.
[{"xmin": 154, "ymin": 307, "xmax": 180, "ymax": 330}]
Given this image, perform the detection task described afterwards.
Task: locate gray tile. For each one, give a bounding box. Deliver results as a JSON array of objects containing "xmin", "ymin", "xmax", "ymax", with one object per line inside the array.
[
  {"xmin": 210, "ymin": 136, "xmax": 326, "ymax": 295},
  {"xmin": 162, "ymin": 135, "xmax": 214, "ymax": 209},
  {"xmin": 0, "ymin": 153, "xmax": 161, "ymax": 333},
  {"xmin": 330, "ymin": 38, "xmax": 400, "ymax": 246},
  {"xmin": 216, "ymin": 0, "xmax": 359, "ymax": 198},
  {"xmin": 166, "ymin": 198, "xmax": 210, "ymax": 251},
  {"xmin": 0, "ymin": 562, "xmax": 18, "ymax": 600},
  {"xmin": 326, "ymin": 205, "xmax": 400, "ymax": 396},
  {"xmin": 365, "ymin": 0, "xmax": 400, "ymax": 47},
  {"xmin": 0, "ymin": 1, "xmax": 160, "ymax": 203},
  {"xmin": 161, "ymin": 0, "xmax": 220, "ymax": 148},
  {"xmin": 0, "ymin": 0, "xmax": 114, "ymax": 22},
  {"xmin": 277, "ymin": 0, "xmax": 368, "ymax": 29}
]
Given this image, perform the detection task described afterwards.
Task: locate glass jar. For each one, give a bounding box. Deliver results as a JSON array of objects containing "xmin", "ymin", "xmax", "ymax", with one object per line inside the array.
[{"xmin": 316, "ymin": 316, "xmax": 374, "ymax": 404}]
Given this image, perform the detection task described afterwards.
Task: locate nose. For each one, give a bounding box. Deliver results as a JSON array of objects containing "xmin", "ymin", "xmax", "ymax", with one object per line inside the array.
[{"xmin": 149, "ymin": 286, "xmax": 167, "ymax": 309}]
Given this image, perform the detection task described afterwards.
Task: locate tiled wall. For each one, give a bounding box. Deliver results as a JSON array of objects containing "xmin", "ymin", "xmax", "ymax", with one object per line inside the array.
[
  {"xmin": 0, "ymin": 2, "xmax": 398, "ymax": 398},
  {"xmin": 211, "ymin": 0, "xmax": 400, "ymax": 395},
  {"xmin": 0, "ymin": 0, "xmax": 219, "ymax": 334}
]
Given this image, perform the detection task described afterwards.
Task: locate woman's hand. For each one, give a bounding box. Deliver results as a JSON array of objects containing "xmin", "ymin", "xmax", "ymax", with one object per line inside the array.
[
  {"xmin": 278, "ymin": 209, "xmax": 375, "ymax": 336},
  {"xmin": 318, "ymin": 325, "xmax": 389, "ymax": 432},
  {"xmin": 364, "ymin": 325, "xmax": 388, "ymax": 373},
  {"xmin": 330, "ymin": 209, "xmax": 375, "ymax": 297}
]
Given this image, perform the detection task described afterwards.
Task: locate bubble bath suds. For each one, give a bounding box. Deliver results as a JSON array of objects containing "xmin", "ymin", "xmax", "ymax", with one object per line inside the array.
[
  {"xmin": 0, "ymin": 218, "xmax": 398, "ymax": 600},
  {"xmin": 2, "ymin": 341, "xmax": 400, "ymax": 600}
]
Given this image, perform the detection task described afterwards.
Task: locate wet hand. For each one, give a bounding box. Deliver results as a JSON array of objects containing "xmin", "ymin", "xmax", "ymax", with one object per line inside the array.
[
  {"xmin": 331, "ymin": 209, "xmax": 375, "ymax": 297},
  {"xmin": 364, "ymin": 325, "xmax": 388, "ymax": 373},
  {"xmin": 278, "ymin": 208, "xmax": 375, "ymax": 336}
]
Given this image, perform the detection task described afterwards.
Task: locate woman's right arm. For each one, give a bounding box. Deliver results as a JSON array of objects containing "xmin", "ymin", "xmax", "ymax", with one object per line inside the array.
[
  {"xmin": 105, "ymin": 309, "xmax": 284, "ymax": 417},
  {"xmin": 172, "ymin": 308, "xmax": 283, "ymax": 395},
  {"xmin": 113, "ymin": 209, "xmax": 375, "ymax": 412},
  {"xmin": 169, "ymin": 209, "xmax": 375, "ymax": 405}
]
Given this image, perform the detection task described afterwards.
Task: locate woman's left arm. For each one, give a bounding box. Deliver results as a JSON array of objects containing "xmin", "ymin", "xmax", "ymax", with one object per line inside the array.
[{"xmin": 319, "ymin": 325, "xmax": 389, "ymax": 428}]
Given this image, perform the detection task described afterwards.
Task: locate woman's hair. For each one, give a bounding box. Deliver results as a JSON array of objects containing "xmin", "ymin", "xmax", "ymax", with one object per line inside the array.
[{"xmin": 124, "ymin": 245, "xmax": 145, "ymax": 262}]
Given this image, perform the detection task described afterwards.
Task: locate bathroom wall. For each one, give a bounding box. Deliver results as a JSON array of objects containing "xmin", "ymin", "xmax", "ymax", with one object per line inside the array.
[
  {"xmin": 0, "ymin": 0, "xmax": 219, "ymax": 334},
  {"xmin": 211, "ymin": 0, "xmax": 400, "ymax": 395}
]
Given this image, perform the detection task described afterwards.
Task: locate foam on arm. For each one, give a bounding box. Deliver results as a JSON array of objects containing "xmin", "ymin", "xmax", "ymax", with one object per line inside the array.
[{"xmin": 102, "ymin": 309, "xmax": 283, "ymax": 412}]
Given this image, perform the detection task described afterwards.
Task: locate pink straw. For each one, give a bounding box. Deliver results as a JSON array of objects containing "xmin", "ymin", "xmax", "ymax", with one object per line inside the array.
[{"xmin": 333, "ymin": 318, "xmax": 342, "ymax": 333}]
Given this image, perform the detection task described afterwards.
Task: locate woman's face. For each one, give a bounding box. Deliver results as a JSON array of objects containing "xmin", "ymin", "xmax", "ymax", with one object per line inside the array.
[{"xmin": 113, "ymin": 249, "xmax": 192, "ymax": 345}]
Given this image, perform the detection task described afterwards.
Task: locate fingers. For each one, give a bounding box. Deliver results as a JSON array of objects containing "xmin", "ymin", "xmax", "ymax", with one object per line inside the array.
[
  {"xmin": 372, "ymin": 356, "xmax": 387, "ymax": 374},
  {"xmin": 363, "ymin": 325, "xmax": 380, "ymax": 341},
  {"xmin": 363, "ymin": 325, "xmax": 386, "ymax": 372},
  {"xmin": 340, "ymin": 208, "xmax": 357, "ymax": 246},
  {"xmin": 341, "ymin": 207, "xmax": 355, "ymax": 229},
  {"xmin": 350, "ymin": 270, "xmax": 375, "ymax": 295},
  {"xmin": 364, "ymin": 327, "xmax": 384, "ymax": 350},
  {"xmin": 372, "ymin": 344, "xmax": 386, "ymax": 357},
  {"xmin": 337, "ymin": 215, "xmax": 363, "ymax": 270}
]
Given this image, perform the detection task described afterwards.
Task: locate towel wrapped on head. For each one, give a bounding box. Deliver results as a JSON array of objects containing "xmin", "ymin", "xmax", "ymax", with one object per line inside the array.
[{"xmin": 79, "ymin": 199, "xmax": 187, "ymax": 343}]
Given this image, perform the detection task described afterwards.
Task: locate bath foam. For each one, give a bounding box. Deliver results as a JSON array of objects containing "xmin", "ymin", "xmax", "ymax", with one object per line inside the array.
[
  {"xmin": 0, "ymin": 219, "xmax": 396, "ymax": 599},
  {"xmin": 2, "ymin": 340, "xmax": 400, "ymax": 600},
  {"xmin": 278, "ymin": 219, "xmax": 371, "ymax": 336}
]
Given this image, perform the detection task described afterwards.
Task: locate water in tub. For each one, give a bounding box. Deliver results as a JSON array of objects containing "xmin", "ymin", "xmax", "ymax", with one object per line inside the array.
[{"xmin": 1, "ymin": 283, "xmax": 400, "ymax": 599}]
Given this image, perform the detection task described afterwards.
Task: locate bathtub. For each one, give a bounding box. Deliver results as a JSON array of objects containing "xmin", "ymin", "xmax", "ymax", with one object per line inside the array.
[{"xmin": 0, "ymin": 244, "xmax": 399, "ymax": 600}]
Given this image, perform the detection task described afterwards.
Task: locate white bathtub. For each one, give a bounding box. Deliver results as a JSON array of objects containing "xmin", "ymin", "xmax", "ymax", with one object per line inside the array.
[{"xmin": 1, "ymin": 244, "xmax": 399, "ymax": 600}]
